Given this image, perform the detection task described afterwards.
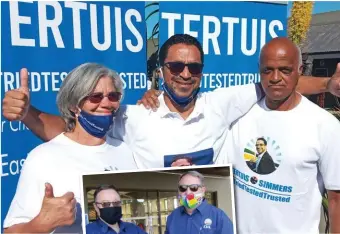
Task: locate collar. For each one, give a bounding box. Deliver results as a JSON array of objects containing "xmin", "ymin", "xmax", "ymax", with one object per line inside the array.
[
  {"xmin": 97, "ymin": 219, "xmax": 125, "ymax": 233},
  {"xmin": 180, "ymin": 199, "xmax": 208, "ymax": 215},
  {"xmin": 157, "ymin": 92, "xmax": 205, "ymax": 121},
  {"xmin": 257, "ymin": 151, "xmax": 266, "ymax": 158}
]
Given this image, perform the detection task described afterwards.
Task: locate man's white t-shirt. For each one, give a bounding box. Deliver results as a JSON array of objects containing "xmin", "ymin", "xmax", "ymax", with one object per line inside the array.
[
  {"xmin": 3, "ymin": 133, "xmax": 137, "ymax": 233},
  {"xmin": 225, "ymin": 96, "xmax": 340, "ymax": 234},
  {"xmin": 109, "ymin": 84, "xmax": 261, "ymax": 169}
]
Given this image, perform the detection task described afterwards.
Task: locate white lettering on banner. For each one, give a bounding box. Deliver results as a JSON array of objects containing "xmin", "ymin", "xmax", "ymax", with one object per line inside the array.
[
  {"xmin": 241, "ymin": 18, "xmax": 257, "ymax": 56},
  {"xmin": 1, "ymin": 120, "xmax": 30, "ymax": 133},
  {"xmin": 184, "ymin": 14, "xmax": 200, "ymax": 38},
  {"xmin": 203, "ymin": 15, "xmax": 221, "ymax": 55},
  {"xmin": 200, "ymin": 73, "xmax": 260, "ymax": 88},
  {"xmin": 125, "ymin": 9, "xmax": 143, "ymax": 52},
  {"xmin": 90, "ymin": 4, "xmax": 111, "ymax": 51},
  {"xmin": 119, "ymin": 73, "xmax": 147, "ymax": 89},
  {"xmin": 222, "ymin": 17, "xmax": 239, "ymax": 55},
  {"xmin": 9, "ymin": 1, "xmax": 143, "ymax": 52},
  {"xmin": 65, "ymin": 1, "xmax": 87, "ymax": 49},
  {"xmin": 1, "ymin": 121, "xmax": 6, "ymax": 132},
  {"xmin": 161, "ymin": 12, "xmax": 181, "ymax": 38},
  {"xmin": 38, "ymin": 1, "xmax": 64, "ymax": 48},
  {"xmin": 1, "ymin": 72, "xmax": 68, "ymax": 92},
  {"xmin": 9, "ymin": 0, "xmax": 35, "ymax": 46},
  {"xmin": 1, "ymin": 154, "xmax": 26, "ymax": 177},
  {"xmin": 115, "ymin": 7, "xmax": 123, "ymax": 51},
  {"xmin": 161, "ymin": 13, "xmax": 284, "ymax": 56},
  {"xmin": 10, "ymin": 121, "xmax": 29, "ymax": 132},
  {"xmin": 0, "ymin": 72, "xmax": 147, "ymax": 92}
]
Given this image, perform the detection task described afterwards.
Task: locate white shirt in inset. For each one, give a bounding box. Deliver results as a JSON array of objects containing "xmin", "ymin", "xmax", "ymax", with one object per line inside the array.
[
  {"xmin": 109, "ymin": 84, "xmax": 262, "ymax": 169},
  {"xmin": 225, "ymin": 96, "xmax": 340, "ymax": 234},
  {"xmin": 3, "ymin": 133, "xmax": 137, "ymax": 233}
]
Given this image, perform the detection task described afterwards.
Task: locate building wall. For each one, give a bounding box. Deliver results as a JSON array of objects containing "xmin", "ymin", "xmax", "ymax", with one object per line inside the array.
[
  {"xmin": 304, "ymin": 55, "xmax": 340, "ymax": 110},
  {"xmin": 82, "ymin": 171, "xmax": 234, "ymax": 222}
]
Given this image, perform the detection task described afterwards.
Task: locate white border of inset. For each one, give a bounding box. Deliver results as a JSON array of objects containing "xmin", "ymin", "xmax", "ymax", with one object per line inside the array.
[
  {"xmin": 0, "ymin": 1, "xmax": 3, "ymax": 231},
  {"xmin": 80, "ymin": 163, "xmax": 236, "ymax": 234}
]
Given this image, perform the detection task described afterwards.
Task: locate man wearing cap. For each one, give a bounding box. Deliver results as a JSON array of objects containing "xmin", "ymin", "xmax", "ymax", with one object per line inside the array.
[{"xmin": 165, "ymin": 171, "xmax": 233, "ymax": 234}]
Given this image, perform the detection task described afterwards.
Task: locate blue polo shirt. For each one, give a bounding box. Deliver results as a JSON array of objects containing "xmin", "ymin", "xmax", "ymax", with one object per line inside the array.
[
  {"xmin": 86, "ymin": 219, "xmax": 147, "ymax": 234},
  {"xmin": 165, "ymin": 200, "xmax": 234, "ymax": 234}
]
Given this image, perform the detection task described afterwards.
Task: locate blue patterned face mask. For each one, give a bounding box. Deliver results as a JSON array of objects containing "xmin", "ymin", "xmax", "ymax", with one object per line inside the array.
[
  {"xmin": 77, "ymin": 110, "xmax": 114, "ymax": 138},
  {"xmin": 162, "ymin": 82, "xmax": 200, "ymax": 107},
  {"xmin": 159, "ymin": 68, "xmax": 200, "ymax": 107}
]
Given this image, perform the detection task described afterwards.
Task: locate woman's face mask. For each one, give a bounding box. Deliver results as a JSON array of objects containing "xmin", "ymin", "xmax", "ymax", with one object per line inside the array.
[{"xmin": 77, "ymin": 110, "xmax": 115, "ymax": 138}]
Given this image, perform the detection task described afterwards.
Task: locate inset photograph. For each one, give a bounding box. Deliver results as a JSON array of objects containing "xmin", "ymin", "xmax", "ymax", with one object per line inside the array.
[
  {"xmin": 244, "ymin": 137, "xmax": 282, "ymax": 175},
  {"xmin": 80, "ymin": 165, "xmax": 236, "ymax": 234}
]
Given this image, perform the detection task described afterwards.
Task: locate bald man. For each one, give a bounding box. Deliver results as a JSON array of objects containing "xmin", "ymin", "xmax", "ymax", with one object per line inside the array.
[{"xmin": 226, "ymin": 37, "xmax": 340, "ymax": 234}]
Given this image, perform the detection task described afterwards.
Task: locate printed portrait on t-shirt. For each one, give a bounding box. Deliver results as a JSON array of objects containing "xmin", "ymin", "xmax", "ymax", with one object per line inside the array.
[
  {"xmin": 243, "ymin": 137, "xmax": 281, "ymax": 175},
  {"xmin": 164, "ymin": 148, "xmax": 214, "ymax": 167}
]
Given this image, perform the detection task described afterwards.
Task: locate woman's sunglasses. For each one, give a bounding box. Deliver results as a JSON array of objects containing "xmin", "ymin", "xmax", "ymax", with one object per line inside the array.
[
  {"xmin": 85, "ymin": 92, "xmax": 122, "ymax": 104},
  {"xmin": 164, "ymin": 62, "xmax": 204, "ymax": 75},
  {"xmin": 178, "ymin": 184, "xmax": 202, "ymax": 192}
]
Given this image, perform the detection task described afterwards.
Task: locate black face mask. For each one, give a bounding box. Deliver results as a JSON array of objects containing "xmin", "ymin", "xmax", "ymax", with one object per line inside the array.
[{"xmin": 99, "ymin": 206, "xmax": 122, "ymax": 225}]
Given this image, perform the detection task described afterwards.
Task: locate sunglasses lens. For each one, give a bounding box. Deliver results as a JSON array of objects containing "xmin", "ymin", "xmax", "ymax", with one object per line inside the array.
[
  {"xmin": 108, "ymin": 92, "xmax": 121, "ymax": 102},
  {"xmin": 87, "ymin": 92, "xmax": 121, "ymax": 103},
  {"xmin": 102, "ymin": 202, "xmax": 112, "ymax": 208},
  {"xmin": 87, "ymin": 93, "xmax": 103, "ymax": 103},
  {"xmin": 178, "ymin": 185, "xmax": 200, "ymax": 192},
  {"xmin": 167, "ymin": 62, "xmax": 203, "ymax": 75},
  {"xmin": 189, "ymin": 185, "xmax": 199, "ymax": 192},
  {"xmin": 178, "ymin": 185, "xmax": 188, "ymax": 192},
  {"xmin": 188, "ymin": 63, "xmax": 203, "ymax": 75},
  {"xmin": 168, "ymin": 62, "xmax": 186, "ymax": 74}
]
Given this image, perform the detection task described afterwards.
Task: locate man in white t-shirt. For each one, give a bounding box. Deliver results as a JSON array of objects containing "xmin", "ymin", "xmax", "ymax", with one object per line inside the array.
[
  {"xmin": 225, "ymin": 37, "xmax": 340, "ymax": 234},
  {"xmin": 2, "ymin": 34, "xmax": 340, "ymax": 169}
]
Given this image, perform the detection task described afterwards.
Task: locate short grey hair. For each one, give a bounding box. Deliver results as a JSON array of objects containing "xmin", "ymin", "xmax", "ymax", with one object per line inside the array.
[
  {"xmin": 179, "ymin": 171, "xmax": 205, "ymax": 186},
  {"xmin": 57, "ymin": 63, "xmax": 124, "ymax": 131}
]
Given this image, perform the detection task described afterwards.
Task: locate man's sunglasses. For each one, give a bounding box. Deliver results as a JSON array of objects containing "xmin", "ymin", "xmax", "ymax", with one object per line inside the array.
[
  {"xmin": 95, "ymin": 201, "xmax": 121, "ymax": 208},
  {"xmin": 178, "ymin": 184, "xmax": 203, "ymax": 192},
  {"xmin": 164, "ymin": 62, "xmax": 204, "ymax": 75},
  {"xmin": 85, "ymin": 92, "xmax": 122, "ymax": 103}
]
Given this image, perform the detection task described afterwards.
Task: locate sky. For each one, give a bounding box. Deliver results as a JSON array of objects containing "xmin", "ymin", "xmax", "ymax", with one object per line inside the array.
[
  {"xmin": 146, "ymin": 1, "xmax": 340, "ymax": 39},
  {"xmin": 287, "ymin": 1, "xmax": 340, "ymax": 16}
]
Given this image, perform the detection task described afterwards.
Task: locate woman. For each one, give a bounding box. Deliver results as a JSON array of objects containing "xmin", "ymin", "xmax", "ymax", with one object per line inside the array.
[{"xmin": 3, "ymin": 63, "xmax": 137, "ymax": 233}]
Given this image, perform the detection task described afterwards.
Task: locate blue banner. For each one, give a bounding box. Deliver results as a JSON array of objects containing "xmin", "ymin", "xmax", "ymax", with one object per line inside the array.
[
  {"xmin": 1, "ymin": 1, "xmax": 146, "ymax": 229},
  {"xmin": 159, "ymin": 1, "xmax": 287, "ymax": 91}
]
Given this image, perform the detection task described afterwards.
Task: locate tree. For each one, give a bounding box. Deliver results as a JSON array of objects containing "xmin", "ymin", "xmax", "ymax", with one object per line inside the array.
[{"xmin": 288, "ymin": 2, "xmax": 314, "ymax": 46}]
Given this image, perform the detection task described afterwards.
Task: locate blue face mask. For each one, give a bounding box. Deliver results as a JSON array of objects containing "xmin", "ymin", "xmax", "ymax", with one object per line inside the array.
[
  {"xmin": 162, "ymin": 82, "xmax": 200, "ymax": 107},
  {"xmin": 77, "ymin": 110, "xmax": 114, "ymax": 138}
]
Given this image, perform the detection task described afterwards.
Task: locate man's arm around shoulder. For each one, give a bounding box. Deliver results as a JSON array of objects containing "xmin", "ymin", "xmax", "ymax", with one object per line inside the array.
[
  {"xmin": 297, "ymin": 63, "xmax": 340, "ymax": 96},
  {"xmin": 23, "ymin": 106, "xmax": 66, "ymax": 142},
  {"xmin": 328, "ymin": 190, "xmax": 340, "ymax": 233}
]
